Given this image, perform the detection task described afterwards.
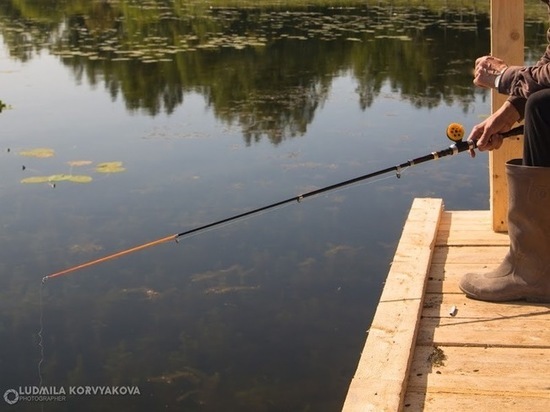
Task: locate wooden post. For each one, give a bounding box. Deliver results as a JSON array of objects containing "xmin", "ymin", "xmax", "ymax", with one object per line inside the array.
[{"xmin": 489, "ymin": 1, "xmax": 524, "ymax": 232}]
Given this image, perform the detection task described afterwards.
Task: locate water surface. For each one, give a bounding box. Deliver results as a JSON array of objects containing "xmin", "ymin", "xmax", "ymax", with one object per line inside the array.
[{"xmin": 0, "ymin": 1, "xmax": 547, "ymax": 411}]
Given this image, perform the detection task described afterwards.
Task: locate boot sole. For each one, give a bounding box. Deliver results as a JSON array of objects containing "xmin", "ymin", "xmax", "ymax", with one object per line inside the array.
[{"xmin": 462, "ymin": 290, "xmax": 550, "ymax": 304}]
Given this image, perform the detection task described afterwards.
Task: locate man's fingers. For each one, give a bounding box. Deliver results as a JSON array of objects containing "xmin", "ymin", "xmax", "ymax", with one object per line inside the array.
[
  {"xmin": 477, "ymin": 134, "xmax": 503, "ymax": 152},
  {"xmin": 476, "ymin": 133, "xmax": 490, "ymax": 150},
  {"xmin": 492, "ymin": 135, "xmax": 504, "ymax": 150}
]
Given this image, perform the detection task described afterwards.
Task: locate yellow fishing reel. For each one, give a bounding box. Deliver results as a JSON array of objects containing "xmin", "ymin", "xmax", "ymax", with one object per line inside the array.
[{"xmin": 446, "ymin": 123, "xmax": 465, "ymax": 142}]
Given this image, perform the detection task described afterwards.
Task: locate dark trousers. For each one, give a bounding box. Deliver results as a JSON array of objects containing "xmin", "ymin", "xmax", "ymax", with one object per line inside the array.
[{"xmin": 523, "ymin": 89, "xmax": 550, "ymax": 166}]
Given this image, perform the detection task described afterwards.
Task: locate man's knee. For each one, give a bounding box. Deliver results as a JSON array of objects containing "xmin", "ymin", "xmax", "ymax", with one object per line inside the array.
[{"xmin": 525, "ymin": 89, "xmax": 550, "ymax": 118}]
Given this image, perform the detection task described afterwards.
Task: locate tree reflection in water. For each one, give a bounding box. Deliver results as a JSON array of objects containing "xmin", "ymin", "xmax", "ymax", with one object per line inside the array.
[{"xmin": 0, "ymin": 1, "xmax": 548, "ymax": 411}]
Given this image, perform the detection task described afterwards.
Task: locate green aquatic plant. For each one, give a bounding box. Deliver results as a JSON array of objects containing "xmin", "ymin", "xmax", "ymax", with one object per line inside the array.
[
  {"xmin": 18, "ymin": 158, "xmax": 125, "ymax": 186},
  {"xmin": 95, "ymin": 161, "xmax": 126, "ymax": 173},
  {"xmin": 67, "ymin": 160, "xmax": 93, "ymax": 167},
  {"xmin": 21, "ymin": 174, "xmax": 93, "ymax": 184},
  {"xmin": 18, "ymin": 148, "xmax": 55, "ymax": 158}
]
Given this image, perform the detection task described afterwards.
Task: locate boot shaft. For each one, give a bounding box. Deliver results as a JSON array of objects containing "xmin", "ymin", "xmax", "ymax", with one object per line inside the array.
[
  {"xmin": 506, "ymin": 159, "xmax": 550, "ymax": 281},
  {"xmin": 458, "ymin": 160, "xmax": 550, "ymax": 302},
  {"xmin": 507, "ymin": 159, "xmax": 550, "ymax": 233}
]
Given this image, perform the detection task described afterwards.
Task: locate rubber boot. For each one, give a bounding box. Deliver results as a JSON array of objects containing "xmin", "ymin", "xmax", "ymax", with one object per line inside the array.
[{"xmin": 459, "ymin": 159, "xmax": 550, "ymax": 302}]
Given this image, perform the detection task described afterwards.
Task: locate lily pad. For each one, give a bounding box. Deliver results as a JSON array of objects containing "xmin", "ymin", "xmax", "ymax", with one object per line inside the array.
[
  {"xmin": 19, "ymin": 148, "xmax": 55, "ymax": 158},
  {"xmin": 21, "ymin": 174, "xmax": 93, "ymax": 184},
  {"xmin": 95, "ymin": 161, "xmax": 125, "ymax": 173},
  {"xmin": 65, "ymin": 175, "xmax": 93, "ymax": 183},
  {"xmin": 67, "ymin": 160, "xmax": 93, "ymax": 167},
  {"xmin": 20, "ymin": 176, "xmax": 51, "ymax": 184}
]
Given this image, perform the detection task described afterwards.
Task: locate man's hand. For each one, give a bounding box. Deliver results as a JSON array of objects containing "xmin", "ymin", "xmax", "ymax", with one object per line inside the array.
[
  {"xmin": 473, "ymin": 56, "xmax": 508, "ymax": 89},
  {"xmin": 467, "ymin": 101, "xmax": 520, "ymax": 158},
  {"xmin": 467, "ymin": 122, "xmax": 505, "ymax": 158}
]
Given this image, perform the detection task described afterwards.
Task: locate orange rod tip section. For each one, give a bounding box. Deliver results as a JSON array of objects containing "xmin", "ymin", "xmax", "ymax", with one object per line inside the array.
[{"xmin": 44, "ymin": 233, "xmax": 178, "ymax": 281}]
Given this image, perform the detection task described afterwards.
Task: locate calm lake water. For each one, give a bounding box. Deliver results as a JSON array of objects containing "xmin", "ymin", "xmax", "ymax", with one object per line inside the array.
[{"xmin": 0, "ymin": 1, "xmax": 547, "ymax": 411}]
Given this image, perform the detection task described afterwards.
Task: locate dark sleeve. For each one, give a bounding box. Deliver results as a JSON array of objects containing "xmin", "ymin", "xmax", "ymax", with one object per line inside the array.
[
  {"xmin": 505, "ymin": 96, "xmax": 526, "ymax": 120},
  {"xmin": 496, "ymin": 25, "xmax": 550, "ymax": 119},
  {"xmin": 497, "ymin": 42, "xmax": 550, "ymax": 99}
]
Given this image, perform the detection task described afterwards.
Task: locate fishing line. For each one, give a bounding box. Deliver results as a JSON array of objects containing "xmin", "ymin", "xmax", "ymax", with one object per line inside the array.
[
  {"xmin": 38, "ymin": 282, "xmax": 44, "ymax": 387},
  {"xmin": 40, "ymin": 123, "xmax": 524, "ymax": 283},
  {"xmin": 312, "ymin": 165, "xmax": 412, "ymax": 199},
  {"xmin": 37, "ymin": 281, "xmax": 45, "ymax": 412}
]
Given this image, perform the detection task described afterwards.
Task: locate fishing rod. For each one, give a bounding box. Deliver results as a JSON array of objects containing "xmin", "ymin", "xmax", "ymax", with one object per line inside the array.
[{"xmin": 42, "ymin": 123, "xmax": 524, "ymax": 282}]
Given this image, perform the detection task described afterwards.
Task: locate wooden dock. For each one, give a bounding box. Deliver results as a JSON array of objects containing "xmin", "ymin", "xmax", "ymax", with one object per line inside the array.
[{"xmin": 342, "ymin": 198, "xmax": 550, "ymax": 411}]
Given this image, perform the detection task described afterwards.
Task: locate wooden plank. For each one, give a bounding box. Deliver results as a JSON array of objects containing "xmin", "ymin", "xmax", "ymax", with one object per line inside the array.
[
  {"xmin": 422, "ymin": 293, "xmax": 550, "ymax": 320},
  {"xmin": 431, "ymin": 245, "xmax": 508, "ymax": 264},
  {"xmin": 436, "ymin": 229, "xmax": 509, "ymax": 246},
  {"xmin": 428, "ymin": 243, "xmax": 508, "ymax": 294},
  {"xmin": 416, "ymin": 316, "xmax": 550, "ymax": 348},
  {"xmin": 427, "ymin": 263, "xmax": 501, "ymax": 294},
  {"xmin": 342, "ymin": 198, "xmax": 443, "ymax": 412},
  {"xmin": 490, "ymin": 0, "xmax": 524, "ymax": 231},
  {"xmin": 408, "ymin": 346, "xmax": 550, "ymax": 393},
  {"xmin": 437, "ymin": 210, "xmax": 494, "ymax": 230},
  {"xmin": 404, "ymin": 346, "xmax": 550, "ymax": 411},
  {"xmin": 436, "ymin": 210, "xmax": 510, "ymax": 245},
  {"xmin": 403, "ymin": 392, "xmax": 550, "ymax": 412}
]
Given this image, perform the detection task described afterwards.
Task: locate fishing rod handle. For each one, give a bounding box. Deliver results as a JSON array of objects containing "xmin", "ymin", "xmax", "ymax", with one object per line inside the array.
[
  {"xmin": 500, "ymin": 125, "xmax": 524, "ymax": 138},
  {"xmin": 466, "ymin": 124, "xmax": 524, "ymax": 150}
]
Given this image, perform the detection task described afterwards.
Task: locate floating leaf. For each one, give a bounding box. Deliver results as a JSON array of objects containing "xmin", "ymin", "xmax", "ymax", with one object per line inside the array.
[
  {"xmin": 21, "ymin": 174, "xmax": 92, "ymax": 184},
  {"xmin": 19, "ymin": 148, "xmax": 55, "ymax": 158},
  {"xmin": 67, "ymin": 160, "xmax": 93, "ymax": 167},
  {"xmin": 66, "ymin": 175, "xmax": 93, "ymax": 183},
  {"xmin": 21, "ymin": 176, "xmax": 51, "ymax": 184},
  {"xmin": 48, "ymin": 174, "xmax": 73, "ymax": 182},
  {"xmin": 95, "ymin": 161, "xmax": 125, "ymax": 173}
]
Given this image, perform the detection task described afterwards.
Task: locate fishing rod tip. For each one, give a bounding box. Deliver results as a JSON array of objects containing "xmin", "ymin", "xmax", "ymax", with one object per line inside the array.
[{"xmin": 41, "ymin": 276, "xmax": 48, "ymax": 284}]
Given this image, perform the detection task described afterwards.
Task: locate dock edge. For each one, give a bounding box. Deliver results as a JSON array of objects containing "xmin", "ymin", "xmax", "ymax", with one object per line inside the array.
[{"xmin": 342, "ymin": 197, "xmax": 443, "ymax": 411}]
